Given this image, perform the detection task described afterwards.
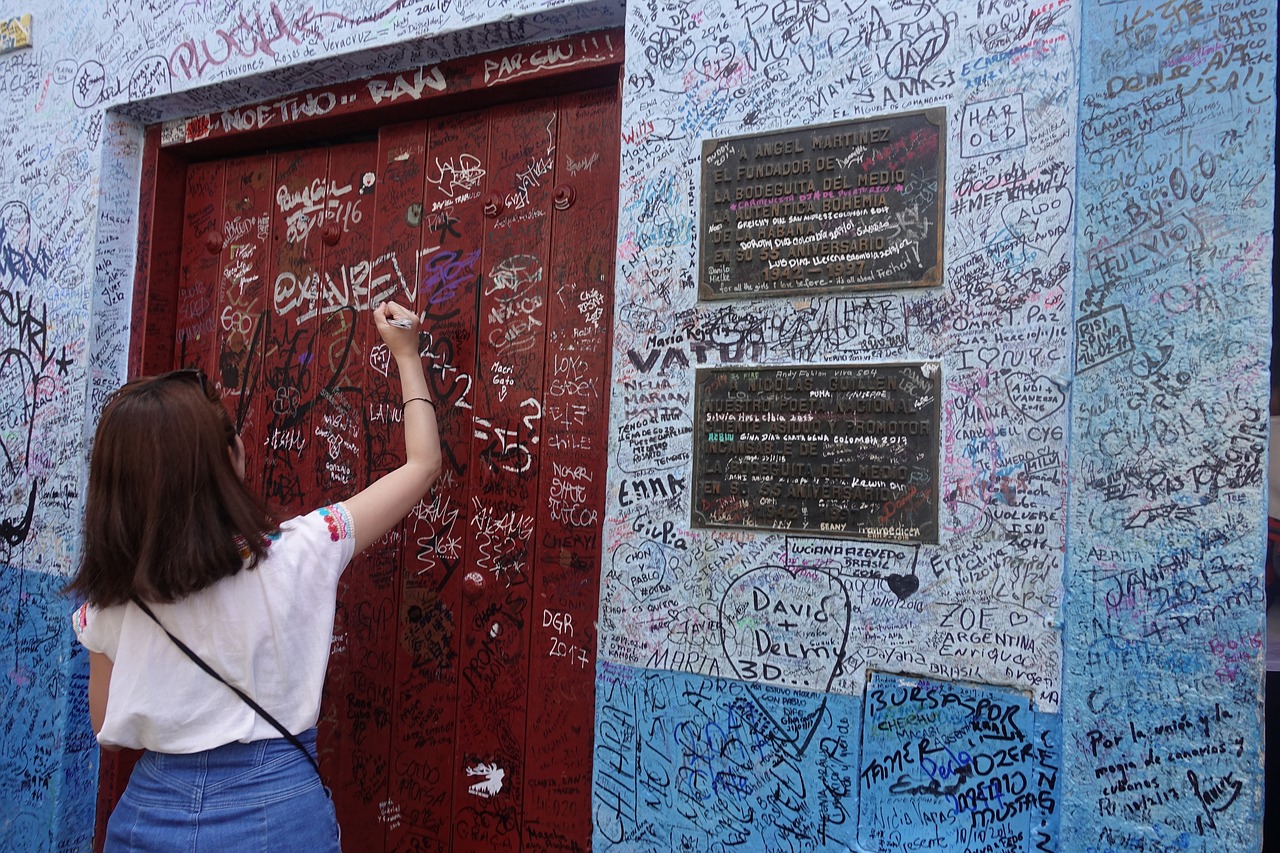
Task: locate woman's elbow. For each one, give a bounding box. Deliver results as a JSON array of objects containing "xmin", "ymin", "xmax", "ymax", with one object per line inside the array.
[
  {"xmin": 409, "ymin": 456, "xmax": 442, "ymax": 492},
  {"xmin": 424, "ymin": 456, "xmax": 443, "ymax": 488}
]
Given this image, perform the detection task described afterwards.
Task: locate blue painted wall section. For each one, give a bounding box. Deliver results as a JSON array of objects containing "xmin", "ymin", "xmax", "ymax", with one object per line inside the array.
[
  {"xmin": 0, "ymin": 0, "xmax": 1273, "ymax": 849},
  {"xmin": 858, "ymin": 674, "xmax": 1060, "ymax": 851},
  {"xmin": 1064, "ymin": 0, "xmax": 1276, "ymax": 849},
  {"xmin": 594, "ymin": 661, "xmax": 862, "ymax": 849},
  {"xmin": 1, "ymin": 565, "xmax": 97, "ymax": 851}
]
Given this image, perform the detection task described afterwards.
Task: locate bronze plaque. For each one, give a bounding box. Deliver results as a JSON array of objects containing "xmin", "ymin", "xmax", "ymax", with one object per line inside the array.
[
  {"xmin": 699, "ymin": 108, "xmax": 945, "ymax": 299},
  {"xmin": 692, "ymin": 364, "xmax": 940, "ymax": 543}
]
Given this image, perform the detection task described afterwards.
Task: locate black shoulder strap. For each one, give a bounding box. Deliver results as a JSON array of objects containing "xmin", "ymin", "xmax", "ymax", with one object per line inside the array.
[{"xmin": 131, "ymin": 597, "xmax": 321, "ymax": 777}]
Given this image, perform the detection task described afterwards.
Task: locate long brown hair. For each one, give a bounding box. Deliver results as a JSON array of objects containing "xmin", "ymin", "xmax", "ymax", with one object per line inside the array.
[{"xmin": 66, "ymin": 370, "xmax": 276, "ymax": 606}]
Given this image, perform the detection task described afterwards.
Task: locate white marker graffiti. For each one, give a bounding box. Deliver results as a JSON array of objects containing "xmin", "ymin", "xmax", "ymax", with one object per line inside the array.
[{"xmin": 275, "ymin": 178, "xmax": 361, "ymax": 244}]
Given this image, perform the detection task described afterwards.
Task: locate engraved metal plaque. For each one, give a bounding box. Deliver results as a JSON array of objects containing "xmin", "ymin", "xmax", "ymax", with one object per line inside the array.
[
  {"xmin": 692, "ymin": 363, "xmax": 940, "ymax": 543},
  {"xmin": 699, "ymin": 108, "xmax": 945, "ymax": 299}
]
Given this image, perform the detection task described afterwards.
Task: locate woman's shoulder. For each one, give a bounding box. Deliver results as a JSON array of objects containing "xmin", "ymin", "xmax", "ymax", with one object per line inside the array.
[{"xmin": 250, "ymin": 503, "xmax": 356, "ymax": 587}]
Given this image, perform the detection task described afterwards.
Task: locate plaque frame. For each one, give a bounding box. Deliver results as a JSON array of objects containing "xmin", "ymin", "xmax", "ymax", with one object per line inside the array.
[
  {"xmin": 698, "ymin": 108, "xmax": 946, "ymax": 300},
  {"xmin": 690, "ymin": 362, "xmax": 941, "ymax": 544}
]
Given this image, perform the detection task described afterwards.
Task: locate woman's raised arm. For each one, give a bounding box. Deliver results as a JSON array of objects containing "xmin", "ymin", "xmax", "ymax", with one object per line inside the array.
[{"xmin": 341, "ymin": 300, "xmax": 443, "ymax": 553}]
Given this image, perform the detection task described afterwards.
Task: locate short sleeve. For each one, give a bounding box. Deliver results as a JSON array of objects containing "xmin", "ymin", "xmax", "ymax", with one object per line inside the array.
[
  {"xmin": 72, "ymin": 601, "xmax": 125, "ymax": 659},
  {"xmin": 273, "ymin": 502, "xmax": 358, "ymax": 585}
]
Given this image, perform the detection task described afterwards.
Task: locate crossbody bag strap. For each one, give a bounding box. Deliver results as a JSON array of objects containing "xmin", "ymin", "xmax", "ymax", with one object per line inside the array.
[{"xmin": 131, "ymin": 597, "xmax": 322, "ymax": 777}]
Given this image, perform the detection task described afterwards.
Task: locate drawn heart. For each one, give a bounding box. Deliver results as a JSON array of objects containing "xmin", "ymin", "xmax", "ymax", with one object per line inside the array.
[
  {"xmin": 885, "ymin": 573, "xmax": 919, "ymax": 601},
  {"xmin": 978, "ymin": 346, "xmax": 1000, "ymax": 367},
  {"xmin": 369, "ymin": 344, "xmax": 391, "ymax": 377},
  {"xmin": 1001, "ymin": 184, "xmax": 1073, "ymax": 255},
  {"xmin": 720, "ymin": 565, "xmax": 852, "ymax": 756},
  {"xmin": 610, "ymin": 540, "xmax": 671, "ymax": 607},
  {"xmin": 1004, "ymin": 372, "xmax": 1065, "ymax": 422}
]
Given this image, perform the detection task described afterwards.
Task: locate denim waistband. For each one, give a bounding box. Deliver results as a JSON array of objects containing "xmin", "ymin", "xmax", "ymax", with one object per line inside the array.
[{"xmin": 131, "ymin": 728, "xmax": 321, "ymax": 809}]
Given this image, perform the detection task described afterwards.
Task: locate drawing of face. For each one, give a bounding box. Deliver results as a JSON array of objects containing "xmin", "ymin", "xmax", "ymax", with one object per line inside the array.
[{"xmin": 0, "ymin": 201, "xmax": 32, "ymax": 259}]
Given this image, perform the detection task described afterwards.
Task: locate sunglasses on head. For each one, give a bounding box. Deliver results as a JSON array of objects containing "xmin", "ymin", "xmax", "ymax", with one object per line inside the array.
[
  {"xmin": 155, "ymin": 368, "xmax": 214, "ymax": 400},
  {"xmin": 155, "ymin": 368, "xmax": 237, "ymax": 443}
]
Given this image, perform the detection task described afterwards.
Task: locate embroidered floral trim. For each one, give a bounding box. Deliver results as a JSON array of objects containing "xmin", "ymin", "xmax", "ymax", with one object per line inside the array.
[{"xmin": 318, "ymin": 504, "xmax": 354, "ymax": 542}]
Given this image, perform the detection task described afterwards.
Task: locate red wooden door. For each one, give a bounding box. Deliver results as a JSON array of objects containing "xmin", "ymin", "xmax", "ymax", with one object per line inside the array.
[{"xmin": 151, "ymin": 88, "xmax": 619, "ymax": 851}]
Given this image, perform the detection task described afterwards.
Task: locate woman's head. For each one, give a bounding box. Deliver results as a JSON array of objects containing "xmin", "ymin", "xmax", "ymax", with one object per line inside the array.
[{"xmin": 67, "ymin": 369, "xmax": 275, "ymax": 606}]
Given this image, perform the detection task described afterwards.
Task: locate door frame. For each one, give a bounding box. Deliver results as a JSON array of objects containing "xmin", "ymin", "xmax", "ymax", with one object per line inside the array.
[{"xmin": 98, "ymin": 29, "xmax": 623, "ymax": 850}]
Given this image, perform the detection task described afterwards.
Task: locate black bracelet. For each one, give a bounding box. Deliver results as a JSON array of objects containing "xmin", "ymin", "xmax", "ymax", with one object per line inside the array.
[{"xmin": 402, "ymin": 396, "xmax": 436, "ymax": 411}]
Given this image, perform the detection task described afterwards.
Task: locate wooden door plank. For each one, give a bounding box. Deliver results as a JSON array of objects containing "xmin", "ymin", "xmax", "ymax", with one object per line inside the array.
[
  {"xmin": 451, "ymin": 99, "xmax": 559, "ymax": 852},
  {"xmin": 258, "ymin": 148, "xmax": 328, "ymax": 514},
  {"xmin": 216, "ymin": 154, "xmax": 274, "ymax": 498},
  {"xmin": 364, "ymin": 119, "xmax": 427, "ymax": 851},
  {"xmin": 380, "ymin": 110, "xmax": 491, "ymax": 851},
  {"xmin": 260, "ymin": 149, "xmax": 332, "ymax": 794},
  {"xmin": 304, "ymin": 139, "xmax": 391, "ymax": 845},
  {"xmin": 173, "ymin": 161, "xmax": 225, "ymax": 371},
  {"xmin": 521, "ymin": 88, "xmax": 620, "ymax": 851},
  {"xmin": 130, "ymin": 126, "xmax": 185, "ymax": 377}
]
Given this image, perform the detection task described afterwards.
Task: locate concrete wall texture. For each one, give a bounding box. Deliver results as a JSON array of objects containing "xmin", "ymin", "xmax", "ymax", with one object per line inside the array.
[{"xmin": 0, "ymin": 0, "xmax": 1273, "ymax": 850}]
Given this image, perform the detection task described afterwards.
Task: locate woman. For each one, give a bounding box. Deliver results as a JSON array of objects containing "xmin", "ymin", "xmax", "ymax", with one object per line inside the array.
[{"xmin": 67, "ymin": 301, "xmax": 441, "ymax": 851}]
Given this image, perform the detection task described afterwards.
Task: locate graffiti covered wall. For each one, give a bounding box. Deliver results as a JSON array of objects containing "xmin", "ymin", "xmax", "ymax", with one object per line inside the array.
[
  {"xmin": 601, "ymin": 1, "xmax": 1077, "ymax": 848},
  {"xmin": 600, "ymin": 0, "xmax": 1273, "ymax": 850},
  {"xmin": 1064, "ymin": 0, "xmax": 1274, "ymax": 847},
  {"xmin": 0, "ymin": 0, "xmax": 1273, "ymax": 850}
]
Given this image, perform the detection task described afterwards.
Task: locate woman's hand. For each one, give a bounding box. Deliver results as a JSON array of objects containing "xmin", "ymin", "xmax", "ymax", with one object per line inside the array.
[{"xmin": 374, "ymin": 300, "xmax": 420, "ymax": 360}]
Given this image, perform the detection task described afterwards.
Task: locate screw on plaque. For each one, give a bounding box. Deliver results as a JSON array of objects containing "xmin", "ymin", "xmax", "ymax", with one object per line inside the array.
[
  {"xmin": 322, "ymin": 223, "xmax": 341, "ymax": 246},
  {"xmin": 205, "ymin": 233, "xmax": 222, "ymax": 254},
  {"xmin": 553, "ymin": 185, "xmax": 576, "ymax": 210},
  {"xmin": 483, "ymin": 193, "xmax": 504, "ymax": 218}
]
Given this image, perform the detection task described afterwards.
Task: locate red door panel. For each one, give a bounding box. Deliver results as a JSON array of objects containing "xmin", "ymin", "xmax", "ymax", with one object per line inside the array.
[
  {"xmin": 383, "ymin": 109, "xmax": 493, "ymax": 851},
  {"xmin": 523, "ymin": 88, "xmax": 620, "ymax": 850},
  {"xmin": 311, "ymin": 140, "xmax": 389, "ymax": 843},
  {"xmin": 367, "ymin": 120, "xmax": 432, "ymax": 849},
  {"xmin": 450, "ymin": 98, "xmax": 562, "ymax": 852},
  {"xmin": 217, "ymin": 154, "xmax": 274, "ymax": 498},
  {"xmin": 174, "ymin": 161, "xmax": 224, "ymax": 372},
  {"xmin": 258, "ymin": 147, "xmax": 330, "ymax": 516}
]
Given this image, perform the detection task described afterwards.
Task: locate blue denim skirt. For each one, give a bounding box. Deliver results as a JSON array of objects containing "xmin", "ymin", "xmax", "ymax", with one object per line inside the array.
[{"xmin": 105, "ymin": 728, "xmax": 340, "ymax": 852}]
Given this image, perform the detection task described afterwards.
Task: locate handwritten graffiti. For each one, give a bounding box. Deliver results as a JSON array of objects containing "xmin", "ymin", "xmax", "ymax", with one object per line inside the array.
[
  {"xmin": 275, "ymin": 177, "xmax": 362, "ymax": 244},
  {"xmin": 366, "ymin": 65, "xmax": 446, "ymax": 104},
  {"xmin": 164, "ymin": 1, "xmax": 410, "ymax": 82},
  {"xmin": 485, "ymin": 255, "xmax": 544, "ymax": 355},
  {"xmin": 474, "ymin": 397, "xmax": 541, "ymax": 475},
  {"xmin": 0, "ymin": 201, "xmax": 67, "ymax": 551},
  {"xmin": 427, "ymin": 153, "xmax": 485, "ymax": 200},
  {"xmin": 273, "ymin": 250, "xmax": 407, "ymax": 323},
  {"xmin": 471, "ymin": 498, "xmax": 534, "ymax": 586},
  {"xmin": 482, "ymin": 36, "xmax": 617, "ymax": 85}
]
